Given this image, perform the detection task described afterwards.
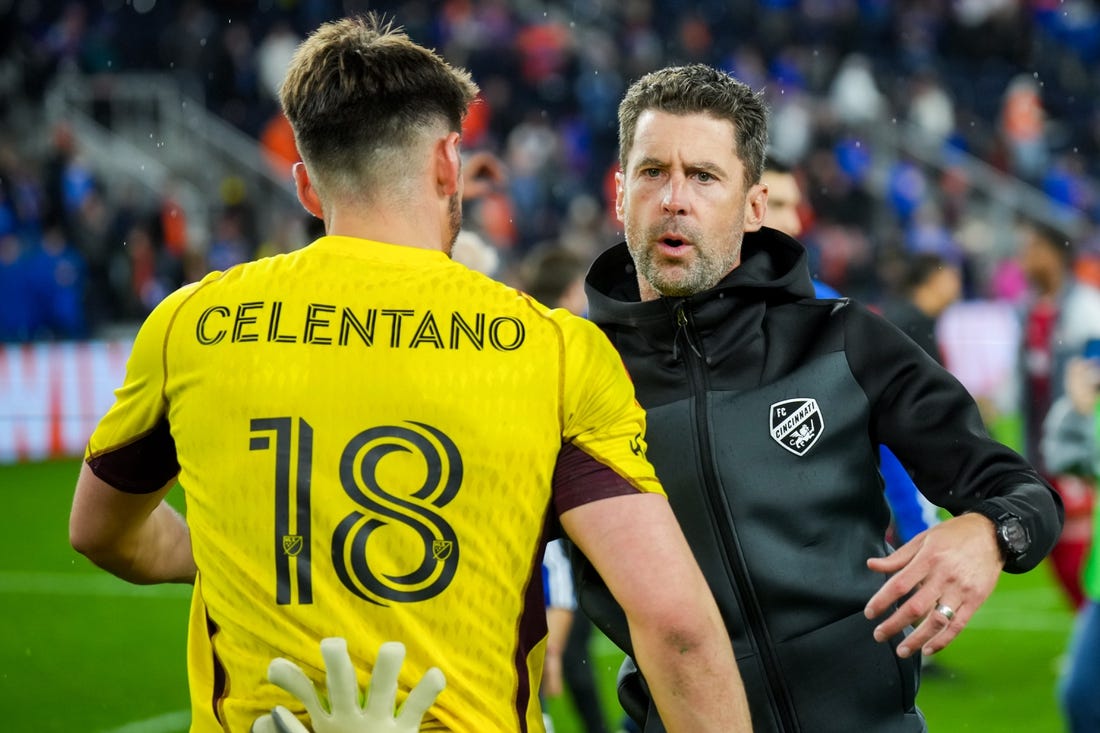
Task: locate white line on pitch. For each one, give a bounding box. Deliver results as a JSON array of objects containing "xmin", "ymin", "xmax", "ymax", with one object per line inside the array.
[
  {"xmin": 100, "ymin": 710, "xmax": 190, "ymax": 733},
  {"xmin": 0, "ymin": 571, "xmax": 190, "ymax": 598}
]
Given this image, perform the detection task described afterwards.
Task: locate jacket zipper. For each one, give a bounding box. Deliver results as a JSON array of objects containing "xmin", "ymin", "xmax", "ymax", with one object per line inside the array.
[{"xmin": 674, "ymin": 301, "xmax": 802, "ymax": 732}]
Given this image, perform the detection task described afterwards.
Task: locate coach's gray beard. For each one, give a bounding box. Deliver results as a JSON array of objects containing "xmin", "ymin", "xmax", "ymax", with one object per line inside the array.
[{"xmin": 626, "ymin": 222, "xmax": 740, "ymax": 298}]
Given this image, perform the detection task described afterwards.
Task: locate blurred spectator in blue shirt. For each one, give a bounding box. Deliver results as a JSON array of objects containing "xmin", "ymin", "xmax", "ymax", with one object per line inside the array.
[
  {"xmin": 26, "ymin": 224, "xmax": 87, "ymax": 340},
  {"xmin": 0, "ymin": 233, "xmax": 34, "ymax": 342}
]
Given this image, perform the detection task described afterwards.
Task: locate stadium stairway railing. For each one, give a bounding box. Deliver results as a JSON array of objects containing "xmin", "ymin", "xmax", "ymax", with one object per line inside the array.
[{"xmin": 42, "ymin": 70, "xmax": 299, "ymax": 252}]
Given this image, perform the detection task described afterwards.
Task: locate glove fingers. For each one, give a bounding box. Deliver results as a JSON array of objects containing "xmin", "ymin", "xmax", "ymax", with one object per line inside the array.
[
  {"xmin": 364, "ymin": 641, "xmax": 405, "ymax": 716},
  {"xmin": 251, "ymin": 714, "xmax": 277, "ymax": 733},
  {"xmin": 271, "ymin": 706, "xmax": 312, "ymax": 733},
  {"xmin": 268, "ymin": 657, "xmax": 325, "ymax": 719},
  {"xmin": 320, "ymin": 637, "xmax": 364, "ymax": 718},
  {"xmin": 396, "ymin": 667, "xmax": 446, "ymax": 727}
]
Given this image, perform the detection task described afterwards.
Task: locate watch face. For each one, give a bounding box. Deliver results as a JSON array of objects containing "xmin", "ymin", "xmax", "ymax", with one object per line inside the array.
[{"xmin": 1001, "ymin": 517, "xmax": 1030, "ymax": 555}]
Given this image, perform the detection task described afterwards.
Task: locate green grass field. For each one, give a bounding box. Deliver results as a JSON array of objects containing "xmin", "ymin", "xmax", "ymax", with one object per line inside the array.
[{"xmin": 1, "ymin": 458, "xmax": 1076, "ymax": 732}]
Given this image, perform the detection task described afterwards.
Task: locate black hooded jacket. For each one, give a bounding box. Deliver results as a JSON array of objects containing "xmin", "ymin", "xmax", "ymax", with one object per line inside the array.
[{"xmin": 574, "ymin": 228, "xmax": 1064, "ymax": 733}]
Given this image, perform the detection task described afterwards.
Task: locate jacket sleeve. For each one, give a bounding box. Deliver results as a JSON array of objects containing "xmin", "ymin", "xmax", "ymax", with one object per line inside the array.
[{"xmin": 843, "ymin": 304, "xmax": 1064, "ymax": 573}]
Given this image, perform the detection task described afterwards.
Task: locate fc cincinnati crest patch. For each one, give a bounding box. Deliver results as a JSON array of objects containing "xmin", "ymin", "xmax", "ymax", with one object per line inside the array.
[{"xmin": 769, "ymin": 398, "xmax": 824, "ymax": 456}]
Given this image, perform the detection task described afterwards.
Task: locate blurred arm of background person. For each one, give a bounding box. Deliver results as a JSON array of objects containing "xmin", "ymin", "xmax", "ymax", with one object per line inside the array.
[
  {"xmin": 541, "ymin": 539, "xmax": 576, "ymax": 700},
  {"xmin": 462, "ymin": 150, "xmax": 507, "ymax": 201},
  {"xmin": 543, "ymin": 606, "xmax": 573, "ymax": 699}
]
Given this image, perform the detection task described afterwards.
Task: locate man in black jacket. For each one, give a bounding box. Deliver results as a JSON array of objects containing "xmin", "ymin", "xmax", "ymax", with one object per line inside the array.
[{"xmin": 573, "ymin": 63, "xmax": 1065, "ymax": 733}]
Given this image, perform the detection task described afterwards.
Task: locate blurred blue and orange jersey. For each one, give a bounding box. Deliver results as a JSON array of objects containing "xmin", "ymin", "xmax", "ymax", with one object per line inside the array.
[{"xmin": 85, "ymin": 235, "xmax": 663, "ymax": 732}]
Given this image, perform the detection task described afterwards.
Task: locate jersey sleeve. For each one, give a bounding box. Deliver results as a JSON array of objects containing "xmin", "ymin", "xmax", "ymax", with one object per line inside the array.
[
  {"xmin": 84, "ymin": 282, "xmax": 202, "ymax": 492},
  {"xmin": 555, "ymin": 312, "xmax": 665, "ymax": 502}
]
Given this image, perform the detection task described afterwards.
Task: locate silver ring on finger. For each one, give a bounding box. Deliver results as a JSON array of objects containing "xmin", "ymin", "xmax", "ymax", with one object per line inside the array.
[{"xmin": 934, "ymin": 602, "xmax": 955, "ymax": 621}]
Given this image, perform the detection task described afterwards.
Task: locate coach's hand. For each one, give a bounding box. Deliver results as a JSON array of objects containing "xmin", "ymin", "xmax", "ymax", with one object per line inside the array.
[
  {"xmin": 863, "ymin": 513, "xmax": 1003, "ymax": 659},
  {"xmin": 252, "ymin": 638, "xmax": 446, "ymax": 733}
]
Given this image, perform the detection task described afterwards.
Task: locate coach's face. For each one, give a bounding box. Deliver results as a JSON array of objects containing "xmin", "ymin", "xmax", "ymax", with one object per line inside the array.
[{"xmin": 617, "ymin": 109, "xmax": 766, "ymax": 301}]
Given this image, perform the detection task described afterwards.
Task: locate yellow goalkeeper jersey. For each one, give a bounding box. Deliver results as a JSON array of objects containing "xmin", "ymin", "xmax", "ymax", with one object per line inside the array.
[{"xmin": 85, "ymin": 235, "xmax": 663, "ymax": 733}]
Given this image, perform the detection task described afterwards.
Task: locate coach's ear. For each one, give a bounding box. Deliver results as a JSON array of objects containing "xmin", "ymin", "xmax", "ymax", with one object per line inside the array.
[
  {"xmin": 743, "ymin": 181, "xmax": 766, "ymax": 232},
  {"xmin": 292, "ymin": 162, "xmax": 324, "ymax": 220}
]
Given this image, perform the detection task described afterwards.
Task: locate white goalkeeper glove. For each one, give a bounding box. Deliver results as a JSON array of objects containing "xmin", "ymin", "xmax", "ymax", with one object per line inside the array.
[{"xmin": 251, "ymin": 638, "xmax": 446, "ymax": 733}]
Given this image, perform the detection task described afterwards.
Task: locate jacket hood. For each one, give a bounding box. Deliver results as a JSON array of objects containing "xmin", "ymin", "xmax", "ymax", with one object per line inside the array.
[{"xmin": 585, "ymin": 226, "xmax": 817, "ymax": 325}]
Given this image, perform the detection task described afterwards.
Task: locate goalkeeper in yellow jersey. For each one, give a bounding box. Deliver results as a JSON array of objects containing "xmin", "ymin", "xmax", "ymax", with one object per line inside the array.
[{"xmin": 69, "ymin": 13, "xmax": 750, "ymax": 732}]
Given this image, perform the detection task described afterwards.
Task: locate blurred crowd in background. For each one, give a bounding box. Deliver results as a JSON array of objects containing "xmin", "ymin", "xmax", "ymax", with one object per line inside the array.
[
  {"xmin": 2, "ymin": 0, "xmax": 1100, "ymax": 342},
  {"xmin": 5, "ymin": 4, "xmax": 1100, "ymax": 730}
]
